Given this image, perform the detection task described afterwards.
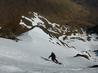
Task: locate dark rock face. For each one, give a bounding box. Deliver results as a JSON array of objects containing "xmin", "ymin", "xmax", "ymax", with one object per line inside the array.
[
  {"xmin": 72, "ymin": 0, "xmax": 98, "ymax": 34},
  {"xmin": 89, "ymin": 65, "xmax": 98, "ymax": 68},
  {"xmin": 0, "ymin": 0, "xmax": 55, "ymax": 36},
  {"xmin": 74, "ymin": 53, "xmax": 90, "ymax": 60},
  {"xmin": 87, "ymin": 25, "xmax": 98, "ymax": 34},
  {"xmin": 0, "ymin": 0, "xmax": 70, "ymax": 25},
  {"xmin": 0, "ymin": 0, "xmax": 97, "ymax": 26},
  {"xmin": 93, "ymin": 50, "xmax": 98, "ymax": 56},
  {"xmin": 0, "ymin": 0, "xmax": 41, "ymax": 25},
  {"xmin": 0, "ymin": 0, "xmax": 98, "ymax": 38},
  {"xmin": 72, "ymin": 0, "xmax": 98, "ymax": 8}
]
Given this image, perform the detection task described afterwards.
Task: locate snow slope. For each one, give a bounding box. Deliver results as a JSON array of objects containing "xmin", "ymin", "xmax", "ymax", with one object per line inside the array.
[
  {"xmin": 0, "ymin": 12, "xmax": 98, "ymax": 73},
  {"xmin": 0, "ymin": 27, "xmax": 98, "ymax": 73}
]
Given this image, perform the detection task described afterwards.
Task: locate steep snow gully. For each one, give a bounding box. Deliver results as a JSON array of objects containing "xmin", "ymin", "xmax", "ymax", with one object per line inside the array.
[{"xmin": 0, "ymin": 12, "xmax": 98, "ymax": 73}]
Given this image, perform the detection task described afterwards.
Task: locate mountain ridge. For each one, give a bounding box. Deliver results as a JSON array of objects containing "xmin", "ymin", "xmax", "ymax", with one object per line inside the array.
[{"xmin": 0, "ymin": 0, "xmax": 98, "ymax": 39}]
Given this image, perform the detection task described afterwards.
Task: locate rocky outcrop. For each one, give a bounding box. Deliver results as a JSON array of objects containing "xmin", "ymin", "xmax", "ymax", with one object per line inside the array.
[
  {"xmin": 74, "ymin": 51, "xmax": 91, "ymax": 60},
  {"xmin": 89, "ymin": 65, "xmax": 98, "ymax": 68}
]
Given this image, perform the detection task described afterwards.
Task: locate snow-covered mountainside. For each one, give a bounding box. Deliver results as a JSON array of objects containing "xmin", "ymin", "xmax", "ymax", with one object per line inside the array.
[{"xmin": 0, "ymin": 12, "xmax": 98, "ymax": 73}]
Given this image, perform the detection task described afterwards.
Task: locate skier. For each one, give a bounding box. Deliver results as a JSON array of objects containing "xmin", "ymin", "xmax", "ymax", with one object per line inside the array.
[{"xmin": 48, "ymin": 52, "xmax": 60, "ymax": 64}]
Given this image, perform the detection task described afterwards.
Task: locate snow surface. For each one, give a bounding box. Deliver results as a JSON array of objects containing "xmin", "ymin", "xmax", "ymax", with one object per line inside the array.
[
  {"xmin": 0, "ymin": 27, "xmax": 98, "ymax": 73},
  {"xmin": 0, "ymin": 12, "xmax": 98, "ymax": 73}
]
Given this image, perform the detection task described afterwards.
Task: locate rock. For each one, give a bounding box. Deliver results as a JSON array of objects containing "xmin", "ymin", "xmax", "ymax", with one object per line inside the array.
[
  {"xmin": 74, "ymin": 53, "xmax": 90, "ymax": 60},
  {"xmin": 89, "ymin": 65, "xmax": 98, "ymax": 68}
]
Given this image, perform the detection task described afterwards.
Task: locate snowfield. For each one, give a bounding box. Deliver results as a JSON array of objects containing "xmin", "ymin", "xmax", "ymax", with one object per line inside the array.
[
  {"xmin": 0, "ymin": 27, "xmax": 98, "ymax": 73},
  {"xmin": 0, "ymin": 13, "xmax": 98, "ymax": 73}
]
